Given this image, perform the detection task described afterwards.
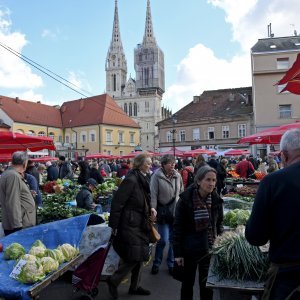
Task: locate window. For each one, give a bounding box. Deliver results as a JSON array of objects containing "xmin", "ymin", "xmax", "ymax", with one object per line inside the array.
[
  {"xmin": 179, "ymin": 130, "xmax": 186, "ymax": 142},
  {"xmin": 144, "ymin": 67, "xmax": 149, "ymax": 85},
  {"xmin": 238, "ymin": 124, "xmax": 246, "ymax": 138},
  {"xmin": 277, "ymin": 58, "xmax": 289, "ymax": 69},
  {"xmin": 90, "ymin": 133, "xmax": 96, "ymax": 142},
  {"xmin": 130, "ymin": 133, "xmax": 135, "ymax": 144},
  {"xmin": 207, "ymin": 127, "xmax": 215, "ymax": 140},
  {"xmin": 38, "ymin": 131, "xmax": 45, "ymax": 137},
  {"xmin": 81, "ymin": 134, "xmax": 86, "ymax": 143},
  {"xmin": 118, "ymin": 132, "xmax": 124, "ymax": 143},
  {"xmin": 65, "ymin": 135, "xmax": 70, "ymax": 143},
  {"xmin": 192, "ymin": 128, "xmax": 200, "ymax": 140},
  {"xmin": 124, "ymin": 103, "xmax": 128, "ymax": 113},
  {"xmin": 222, "ymin": 126, "xmax": 230, "ymax": 139},
  {"xmin": 145, "ymin": 101, "xmax": 149, "ymax": 112},
  {"xmin": 166, "ymin": 132, "xmax": 172, "ymax": 142},
  {"xmin": 279, "ymin": 104, "xmax": 292, "ymax": 119},
  {"xmin": 72, "ymin": 133, "xmax": 76, "ymax": 143},
  {"xmin": 59, "ymin": 136, "xmax": 63, "ymax": 143},
  {"xmin": 107, "ymin": 150, "xmax": 112, "ymax": 155},
  {"xmin": 27, "ymin": 130, "xmax": 35, "ymax": 136},
  {"xmin": 277, "ymin": 84, "xmax": 289, "ymax": 94},
  {"xmin": 113, "ymin": 74, "xmax": 116, "ymax": 91},
  {"xmin": 49, "ymin": 132, "xmax": 55, "ymax": 139},
  {"xmin": 106, "ymin": 131, "xmax": 112, "ymax": 142},
  {"xmin": 119, "ymin": 150, "xmax": 124, "ymax": 156},
  {"xmin": 129, "ymin": 103, "xmax": 132, "ymax": 116},
  {"xmin": 134, "ymin": 102, "xmax": 137, "ymax": 116}
]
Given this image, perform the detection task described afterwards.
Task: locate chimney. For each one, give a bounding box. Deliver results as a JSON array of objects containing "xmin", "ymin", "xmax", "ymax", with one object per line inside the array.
[
  {"xmin": 15, "ymin": 97, "xmax": 20, "ymax": 103},
  {"xmin": 37, "ymin": 101, "xmax": 41, "ymax": 104},
  {"xmin": 193, "ymin": 96, "xmax": 200, "ymax": 103},
  {"xmin": 79, "ymin": 99, "xmax": 85, "ymax": 111},
  {"xmin": 229, "ymin": 93, "xmax": 235, "ymax": 101}
]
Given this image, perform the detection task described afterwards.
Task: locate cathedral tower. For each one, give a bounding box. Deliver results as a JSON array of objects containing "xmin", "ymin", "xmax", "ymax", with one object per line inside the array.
[
  {"xmin": 134, "ymin": 0, "xmax": 165, "ymax": 96},
  {"xmin": 106, "ymin": 0, "xmax": 127, "ymax": 98}
]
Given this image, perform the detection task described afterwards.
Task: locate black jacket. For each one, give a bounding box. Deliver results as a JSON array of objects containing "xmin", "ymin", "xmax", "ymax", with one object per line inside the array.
[
  {"xmin": 47, "ymin": 165, "xmax": 58, "ymax": 181},
  {"xmin": 246, "ymin": 162, "xmax": 300, "ymax": 264},
  {"xmin": 89, "ymin": 168, "xmax": 104, "ymax": 184},
  {"xmin": 109, "ymin": 170, "xmax": 150, "ymax": 262},
  {"xmin": 173, "ymin": 185, "xmax": 224, "ymax": 258},
  {"xmin": 58, "ymin": 162, "xmax": 73, "ymax": 179},
  {"xmin": 76, "ymin": 186, "xmax": 94, "ymax": 210}
]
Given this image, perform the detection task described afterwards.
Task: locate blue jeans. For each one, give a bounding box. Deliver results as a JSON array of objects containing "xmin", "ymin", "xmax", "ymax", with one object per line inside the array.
[{"xmin": 153, "ymin": 223, "xmax": 174, "ymax": 268}]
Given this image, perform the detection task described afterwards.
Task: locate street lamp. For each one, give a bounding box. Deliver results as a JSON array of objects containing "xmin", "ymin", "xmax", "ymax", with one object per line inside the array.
[{"xmin": 171, "ymin": 114, "xmax": 177, "ymax": 157}]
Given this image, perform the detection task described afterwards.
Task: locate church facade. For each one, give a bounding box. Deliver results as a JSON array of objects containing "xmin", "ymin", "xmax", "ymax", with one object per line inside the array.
[{"xmin": 105, "ymin": 0, "xmax": 165, "ymax": 152}]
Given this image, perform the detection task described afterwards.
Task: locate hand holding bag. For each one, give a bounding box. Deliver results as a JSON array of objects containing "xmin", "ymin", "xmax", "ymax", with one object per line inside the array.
[{"xmin": 149, "ymin": 219, "xmax": 161, "ymax": 243}]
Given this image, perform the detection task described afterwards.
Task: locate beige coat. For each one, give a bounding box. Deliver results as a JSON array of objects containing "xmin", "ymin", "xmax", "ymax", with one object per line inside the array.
[{"xmin": 0, "ymin": 168, "xmax": 36, "ymax": 230}]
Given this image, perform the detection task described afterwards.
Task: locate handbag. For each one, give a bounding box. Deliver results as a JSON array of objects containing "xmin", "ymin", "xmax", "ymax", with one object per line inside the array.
[
  {"xmin": 149, "ymin": 220, "xmax": 161, "ymax": 243},
  {"xmin": 172, "ymin": 261, "xmax": 185, "ymax": 282}
]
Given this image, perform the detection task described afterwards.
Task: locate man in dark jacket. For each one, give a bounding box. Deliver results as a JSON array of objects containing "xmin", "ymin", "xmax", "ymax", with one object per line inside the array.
[
  {"xmin": 26, "ymin": 160, "xmax": 40, "ymax": 184},
  {"xmin": 246, "ymin": 129, "xmax": 300, "ymax": 299},
  {"xmin": 76, "ymin": 178, "xmax": 97, "ymax": 210},
  {"xmin": 58, "ymin": 156, "xmax": 73, "ymax": 179},
  {"xmin": 207, "ymin": 155, "xmax": 219, "ymax": 170},
  {"xmin": 46, "ymin": 161, "xmax": 59, "ymax": 181},
  {"xmin": 89, "ymin": 162, "xmax": 104, "ymax": 184}
]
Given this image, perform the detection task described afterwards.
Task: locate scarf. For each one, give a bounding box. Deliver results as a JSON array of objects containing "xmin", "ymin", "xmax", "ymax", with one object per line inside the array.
[
  {"xmin": 131, "ymin": 169, "xmax": 151, "ymax": 209},
  {"xmin": 193, "ymin": 189, "xmax": 214, "ymax": 247}
]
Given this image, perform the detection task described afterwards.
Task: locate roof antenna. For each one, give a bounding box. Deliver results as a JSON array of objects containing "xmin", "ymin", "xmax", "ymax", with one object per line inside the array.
[{"xmin": 267, "ymin": 23, "xmax": 274, "ymax": 38}]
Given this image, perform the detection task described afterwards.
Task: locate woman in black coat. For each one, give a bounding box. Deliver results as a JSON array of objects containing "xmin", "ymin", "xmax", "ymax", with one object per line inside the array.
[
  {"xmin": 173, "ymin": 165, "xmax": 224, "ymax": 300},
  {"xmin": 77, "ymin": 160, "xmax": 90, "ymax": 185},
  {"xmin": 108, "ymin": 153, "xmax": 153, "ymax": 298}
]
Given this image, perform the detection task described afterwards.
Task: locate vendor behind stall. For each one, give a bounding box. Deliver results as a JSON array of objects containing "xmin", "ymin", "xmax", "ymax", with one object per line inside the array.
[{"xmin": 76, "ymin": 178, "xmax": 98, "ymax": 210}]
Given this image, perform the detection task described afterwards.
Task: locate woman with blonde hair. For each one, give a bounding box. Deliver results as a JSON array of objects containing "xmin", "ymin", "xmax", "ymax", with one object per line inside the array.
[{"xmin": 108, "ymin": 153, "xmax": 153, "ymax": 298}]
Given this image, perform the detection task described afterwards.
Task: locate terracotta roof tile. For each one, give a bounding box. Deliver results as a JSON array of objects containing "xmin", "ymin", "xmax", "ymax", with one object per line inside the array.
[
  {"xmin": 0, "ymin": 96, "xmax": 62, "ymax": 127},
  {"xmin": 61, "ymin": 94, "xmax": 139, "ymax": 128}
]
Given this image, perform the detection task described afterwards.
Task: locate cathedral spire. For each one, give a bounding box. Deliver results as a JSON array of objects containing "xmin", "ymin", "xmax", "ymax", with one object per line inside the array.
[
  {"xmin": 109, "ymin": 0, "xmax": 124, "ymax": 52},
  {"xmin": 142, "ymin": 0, "xmax": 157, "ymax": 47}
]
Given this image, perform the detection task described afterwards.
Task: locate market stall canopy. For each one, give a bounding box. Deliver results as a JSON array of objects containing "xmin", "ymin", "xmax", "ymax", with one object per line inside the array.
[
  {"xmin": 85, "ymin": 153, "xmax": 112, "ymax": 160},
  {"xmin": 223, "ymin": 149, "xmax": 250, "ymax": 156},
  {"xmin": 0, "ymin": 132, "xmax": 56, "ymax": 154},
  {"xmin": 182, "ymin": 148, "xmax": 217, "ymax": 157},
  {"xmin": 160, "ymin": 147, "xmax": 185, "ymax": 157},
  {"xmin": 119, "ymin": 151, "xmax": 153, "ymax": 159},
  {"xmin": 0, "ymin": 153, "xmax": 12, "ymax": 162},
  {"xmin": 30, "ymin": 156, "xmax": 58, "ymax": 162},
  {"xmin": 238, "ymin": 122, "xmax": 300, "ymax": 145}
]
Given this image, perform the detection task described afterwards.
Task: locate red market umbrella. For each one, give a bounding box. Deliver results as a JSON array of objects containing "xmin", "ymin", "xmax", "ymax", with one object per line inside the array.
[
  {"xmin": 119, "ymin": 151, "xmax": 152, "ymax": 159},
  {"xmin": 85, "ymin": 153, "xmax": 112, "ymax": 160},
  {"xmin": 161, "ymin": 147, "xmax": 185, "ymax": 157},
  {"xmin": 182, "ymin": 148, "xmax": 217, "ymax": 157},
  {"xmin": 0, "ymin": 153, "xmax": 12, "ymax": 162},
  {"xmin": 238, "ymin": 122, "xmax": 300, "ymax": 145},
  {"xmin": 30, "ymin": 156, "xmax": 58, "ymax": 162},
  {"xmin": 0, "ymin": 132, "xmax": 56, "ymax": 154},
  {"xmin": 223, "ymin": 149, "xmax": 250, "ymax": 156}
]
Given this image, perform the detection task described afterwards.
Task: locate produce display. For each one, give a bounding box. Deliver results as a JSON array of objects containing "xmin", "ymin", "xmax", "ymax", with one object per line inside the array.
[
  {"xmin": 3, "ymin": 240, "xmax": 79, "ymax": 284},
  {"xmin": 235, "ymin": 186, "xmax": 257, "ymax": 197},
  {"xmin": 223, "ymin": 209, "xmax": 251, "ymax": 228},
  {"xmin": 211, "ymin": 226, "xmax": 269, "ymax": 282},
  {"xmin": 225, "ymin": 193, "xmax": 254, "ymax": 203},
  {"xmin": 4, "ymin": 243, "xmax": 26, "ymax": 260}
]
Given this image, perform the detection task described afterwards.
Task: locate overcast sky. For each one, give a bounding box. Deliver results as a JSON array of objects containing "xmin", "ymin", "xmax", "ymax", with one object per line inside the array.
[{"xmin": 0, "ymin": 0, "xmax": 299, "ymax": 112}]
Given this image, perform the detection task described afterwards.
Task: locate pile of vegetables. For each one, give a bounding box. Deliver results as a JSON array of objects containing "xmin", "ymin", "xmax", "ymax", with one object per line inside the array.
[
  {"xmin": 223, "ymin": 209, "xmax": 251, "ymax": 228},
  {"xmin": 38, "ymin": 189, "xmax": 88, "ymax": 224},
  {"xmin": 211, "ymin": 226, "xmax": 269, "ymax": 281},
  {"xmin": 225, "ymin": 193, "xmax": 254, "ymax": 203},
  {"xmin": 93, "ymin": 179, "xmax": 117, "ymax": 199},
  {"xmin": 4, "ymin": 240, "xmax": 79, "ymax": 284}
]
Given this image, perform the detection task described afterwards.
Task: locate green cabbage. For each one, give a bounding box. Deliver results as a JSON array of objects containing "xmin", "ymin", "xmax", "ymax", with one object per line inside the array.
[
  {"xmin": 57, "ymin": 244, "xmax": 79, "ymax": 262},
  {"xmin": 17, "ymin": 260, "xmax": 45, "ymax": 284},
  {"xmin": 40, "ymin": 257, "xmax": 59, "ymax": 274},
  {"xmin": 32, "ymin": 240, "xmax": 46, "ymax": 249},
  {"xmin": 29, "ymin": 246, "xmax": 46, "ymax": 258},
  {"xmin": 4, "ymin": 243, "xmax": 26, "ymax": 260}
]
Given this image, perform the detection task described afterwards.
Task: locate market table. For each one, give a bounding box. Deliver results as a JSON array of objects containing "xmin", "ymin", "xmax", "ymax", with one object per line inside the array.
[
  {"xmin": 0, "ymin": 214, "xmax": 90, "ymax": 300},
  {"xmin": 206, "ymin": 256, "xmax": 264, "ymax": 300}
]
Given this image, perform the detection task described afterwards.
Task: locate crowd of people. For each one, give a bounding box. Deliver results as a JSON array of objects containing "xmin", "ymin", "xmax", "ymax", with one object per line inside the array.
[{"xmin": 0, "ymin": 129, "xmax": 298, "ymax": 299}]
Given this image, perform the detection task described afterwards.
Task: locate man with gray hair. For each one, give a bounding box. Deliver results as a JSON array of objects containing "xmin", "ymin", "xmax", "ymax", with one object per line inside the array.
[
  {"xmin": 246, "ymin": 129, "xmax": 300, "ymax": 299},
  {"xmin": 0, "ymin": 151, "xmax": 36, "ymax": 236}
]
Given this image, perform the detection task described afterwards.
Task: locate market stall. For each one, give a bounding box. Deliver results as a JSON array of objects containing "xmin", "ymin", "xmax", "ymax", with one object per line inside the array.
[{"xmin": 0, "ymin": 214, "xmax": 90, "ymax": 299}]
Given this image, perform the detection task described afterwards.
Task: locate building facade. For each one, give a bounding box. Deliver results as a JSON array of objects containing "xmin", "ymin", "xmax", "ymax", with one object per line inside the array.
[
  {"xmin": 0, "ymin": 94, "xmax": 140, "ymax": 159},
  {"xmin": 157, "ymin": 87, "xmax": 253, "ymax": 152},
  {"xmin": 251, "ymin": 35, "xmax": 300, "ymax": 153},
  {"xmin": 105, "ymin": 0, "xmax": 165, "ymax": 152}
]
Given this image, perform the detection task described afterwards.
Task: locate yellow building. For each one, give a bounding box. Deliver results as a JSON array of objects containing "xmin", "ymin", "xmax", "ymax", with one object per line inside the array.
[{"xmin": 0, "ymin": 94, "xmax": 140, "ymax": 159}]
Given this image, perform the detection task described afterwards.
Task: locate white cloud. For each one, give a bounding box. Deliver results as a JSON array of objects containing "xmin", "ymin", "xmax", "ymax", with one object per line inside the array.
[
  {"xmin": 67, "ymin": 71, "xmax": 92, "ymax": 96},
  {"xmin": 41, "ymin": 29, "xmax": 56, "ymax": 39},
  {"xmin": 0, "ymin": 8, "xmax": 43, "ymax": 90},
  {"xmin": 165, "ymin": 0, "xmax": 300, "ymax": 112},
  {"xmin": 8, "ymin": 90, "xmax": 44, "ymax": 103}
]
